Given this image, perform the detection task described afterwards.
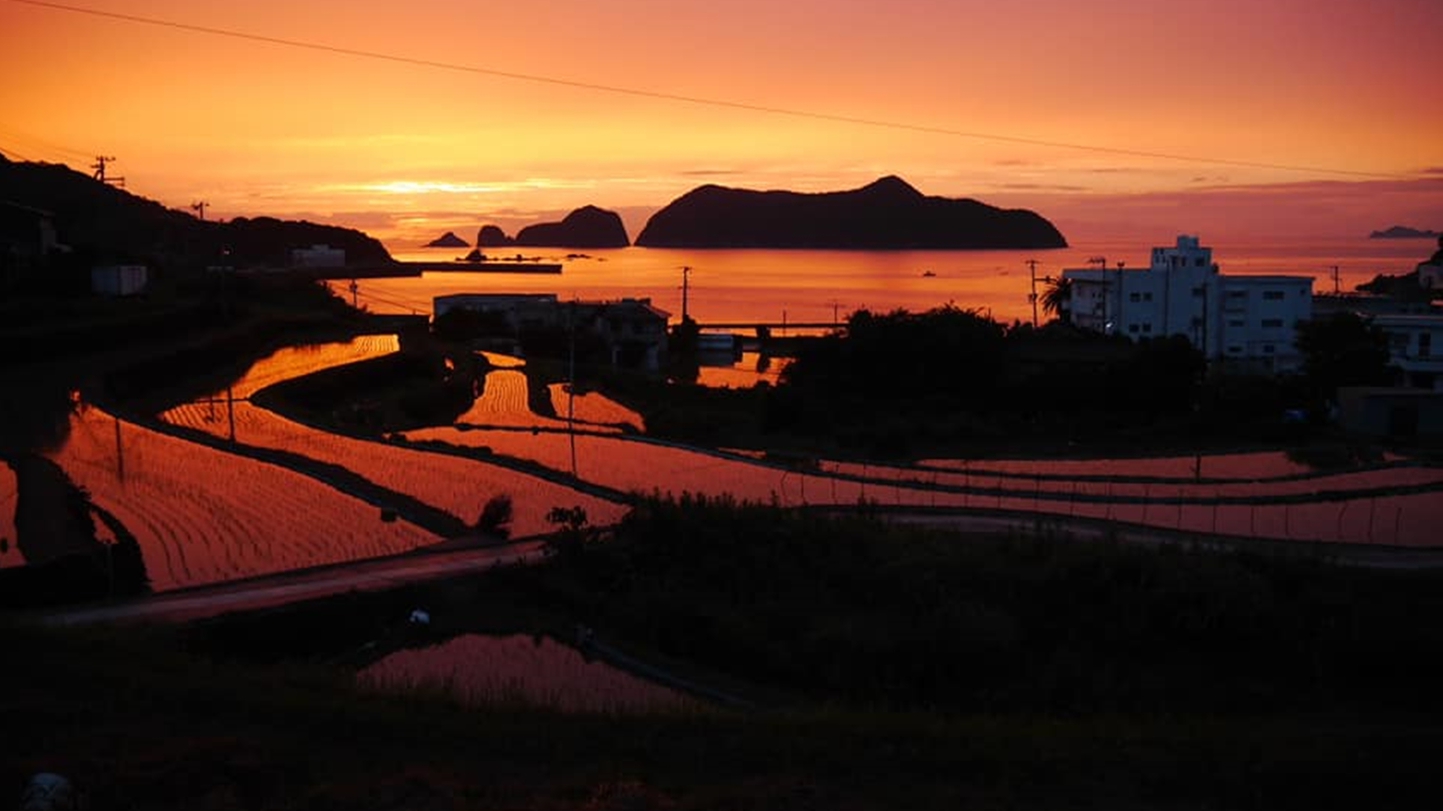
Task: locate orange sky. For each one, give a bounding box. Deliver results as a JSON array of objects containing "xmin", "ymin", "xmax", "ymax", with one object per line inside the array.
[{"xmin": 2, "ymin": 0, "xmax": 1441, "ymax": 247}]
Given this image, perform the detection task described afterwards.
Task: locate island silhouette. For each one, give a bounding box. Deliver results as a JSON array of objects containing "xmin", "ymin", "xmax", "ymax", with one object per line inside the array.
[
  {"xmin": 475, "ymin": 205, "xmax": 630, "ymax": 248},
  {"xmin": 636, "ymin": 175, "xmax": 1067, "ymax": 249}
]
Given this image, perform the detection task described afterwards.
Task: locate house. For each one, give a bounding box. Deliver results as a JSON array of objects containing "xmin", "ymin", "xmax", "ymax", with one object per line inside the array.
[
  {"xmin": 434, "ymin": 293, "xmax": 561, "ymax": 331},
  {"xmin": 1062, "ymin": 235, "xmax": 1313, "ymax": 373},
  {"xmin": 1371, "ymin": 312, "xmax": 1443, "ymax": 391},
  {"xmin": 1419, "ymin": 262, "xmax": 1442, "ymax": 291},
  {"xmin": 289, "ymin": 244, "xmax": 346, "ymax": 269},
  {"xmin": 0, "ymin": 200, "xmax": 60, "ymax": 285},
  {"xmin": 90, "ymin": 264, "xmax": 148, "ymax": 296},
  {"xmin": 1337, "ymin": 387, "xmax": 1443, "ymax": 438},
  {"xmin": 576, "ymin": 297, "xmax": 671, "ymax": 369},
  {"xmin": 432, "ymin": 293, "xmax": 670, "ymax": 370}
]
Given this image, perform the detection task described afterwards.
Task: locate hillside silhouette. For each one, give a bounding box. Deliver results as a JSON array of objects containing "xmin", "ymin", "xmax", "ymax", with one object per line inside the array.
[
  {"xmin": 0, "ymin": 156, "xmax": 391, "ymax": 268},
  {"xmin": 636, "ymin": 175, "xmax": 1067, "ymax": 249}
]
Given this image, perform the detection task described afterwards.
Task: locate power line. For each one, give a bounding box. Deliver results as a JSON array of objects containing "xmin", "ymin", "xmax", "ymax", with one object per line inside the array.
[
  {"xmin": 0, "ymin": 125, "xmax": 91, "ymax": 160},
  {"xmin": 9, "ymin": 0, "xmax": 1418, "ymax": 182},
  {"xmin": 0, "ymin": 143, "xmax": 33, "ymax": 161}
]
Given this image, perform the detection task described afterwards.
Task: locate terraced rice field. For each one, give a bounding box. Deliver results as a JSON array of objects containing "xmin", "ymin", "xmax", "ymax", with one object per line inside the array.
[
  {"xmin": 478, "ymin": 351, "xmax": 526, "ymax": 369},
  {"xmin": 214, "ymin": 335, "xmax": 400, "ymax": 399},
  {"xmin": 0, "ymin": 460, "xmax": 19, "ymax": 568},
  {"xmin": 403, "ymin": 427, "xmax": 838, "ymax": 506},
  {"xmin": 48, "ymin": 406, "xmax": 439, "ymax": 592},
  {"xmin": 914, "ymin": 451, "xmax": 1341, "ymax": 481},
  {"xmin": 696, "ymin": 352, "xmax": 788, "ymax": 389},
  {"xmin": 402, "ymin": 427, "xmax": 1443, "ymax": 546},
  {"xmin": 454, "ymin": 369, "xmax": 541, "ymax": 427},
  {"xmin": 547, "ymin": 384, "xmax": 645, "ymax": 432},
  {"xmin": 451, "ymin": 363, "xmax": 637, "ymax": 434},
  {"xmin": 161, "ymin": 401, "xmax": 627, "ymax": 536},
  {"xmin": 821, "ymin": 460, "xmax": 1443, "ymax": 500},
  {"xmin": 360, "ymin": 634, "xmax": 697, "ymax": 713}
]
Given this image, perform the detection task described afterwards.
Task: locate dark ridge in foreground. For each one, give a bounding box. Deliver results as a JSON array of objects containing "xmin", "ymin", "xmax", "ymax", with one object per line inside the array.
[{"xmin": 636, "ymin": 175, "xmax": 1067, "ymax": 249}]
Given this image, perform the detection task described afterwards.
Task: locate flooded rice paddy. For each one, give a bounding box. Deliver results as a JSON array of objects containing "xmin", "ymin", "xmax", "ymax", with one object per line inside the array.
[
  {"xmin": 5, "ymin": 333, "xmax": 1441, "ymax": 597},
  {"xmin": 359, "ymin": 633, "xmax": 697, "ymax": 713},
  {"xmin": 44, "ymin": 405, "xmax": 438, "ymax": 591},
  {"xmin": 0, "ymin": 461, "xmax": 18, "ymax": 566}
]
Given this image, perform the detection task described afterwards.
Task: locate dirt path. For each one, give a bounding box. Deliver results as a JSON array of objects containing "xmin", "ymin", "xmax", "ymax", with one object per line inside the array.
[{"xmin": 34, "ymin": 539, "xmax": 546, "ymax": 626}]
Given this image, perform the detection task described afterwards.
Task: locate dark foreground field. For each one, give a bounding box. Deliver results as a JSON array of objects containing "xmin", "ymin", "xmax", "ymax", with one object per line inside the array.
[{"xmin": 5, "ymin": 497, "xmax": 1442, "ymax": 810}]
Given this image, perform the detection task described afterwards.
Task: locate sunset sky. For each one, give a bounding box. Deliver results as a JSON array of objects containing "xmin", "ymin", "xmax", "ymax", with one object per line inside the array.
[{"xmin": 2, "ymin": 0, "xmax": 1441, "ymax": 247}]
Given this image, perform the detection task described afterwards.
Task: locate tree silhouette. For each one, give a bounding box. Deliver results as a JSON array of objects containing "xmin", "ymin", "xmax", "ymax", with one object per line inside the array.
[{"xmin": 1041, "ymin": 277, "xmax": 1073, "ymax": 319}]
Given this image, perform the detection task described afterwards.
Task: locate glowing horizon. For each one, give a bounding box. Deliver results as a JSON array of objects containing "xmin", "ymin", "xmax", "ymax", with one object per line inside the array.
[{"xmin": 3, "ymin": 0, "xmax": 1440, "ymax": 247}]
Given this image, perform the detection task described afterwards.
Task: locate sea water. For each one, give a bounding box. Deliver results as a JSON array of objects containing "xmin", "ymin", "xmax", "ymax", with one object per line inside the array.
[{"xmin": 357, "ymin": 235, "xmax": 1433, "ymax": 325}]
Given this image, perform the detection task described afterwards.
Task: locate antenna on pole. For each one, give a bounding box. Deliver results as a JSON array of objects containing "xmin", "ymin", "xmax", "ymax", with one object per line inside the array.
[
  {"xmin": 91, "ymin": 155, "xmax": 125, "ymax": 187},
  {"xmin": 191, "ymin": 200, "xmax": 209, "ymax": 220},
  {"xmin": 1026, "ymin": 259, "xmax": 1040, "ymax": 328}
]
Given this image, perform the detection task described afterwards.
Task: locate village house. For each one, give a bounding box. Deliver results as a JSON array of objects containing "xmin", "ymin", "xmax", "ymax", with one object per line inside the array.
[
  {"xmin": 1062, "ymin": 235, "xmax": 1313, "ymax": 373},
  {"xmin": 433, "ymin": 293, "xmax": 670, "ymax": 370},
  {"xmin": 289, "ymin": 243, "xmax": 346, "ymax": 269},
  {"xmin": 0, "ymin": 200, "xmax": 61, "ymax": 286},
  {"xmin": 90, "ymin": 264, "xmax": 148, "ymax": 297},
  {"xmin": 1371, "ymin": 312, "xmax": 1443, "ymax": 392}
]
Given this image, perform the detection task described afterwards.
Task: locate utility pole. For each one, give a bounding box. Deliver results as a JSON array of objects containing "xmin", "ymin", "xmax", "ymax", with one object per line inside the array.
[
  {"xmin": 679, "ymin": 266, "xmax": 691, "ymax": 322},
  {"xmin": 567, "ymin": 301, "xmax": 578, "ymax": 478},
  {"xmin": 828, "ymin": 298, "xmax": 844, "ymax": 326},
  {"xmin": 1330, "ymin": 264, "xmax": 1340, "ymax": 295},
  {"xmin": 348, "ymin": 279, "xmax": 359, "ymax": 309},
  {"xmin": 1026, "ymin": 259, "xmax": 1041, "ymax": 328},
  {"xmin": 91, "ymin": 155, "xmax": 125, "ymax": 187},
  {"xmin": 191, "ymin": 200, "xmax": 209, "ymax": 220}
]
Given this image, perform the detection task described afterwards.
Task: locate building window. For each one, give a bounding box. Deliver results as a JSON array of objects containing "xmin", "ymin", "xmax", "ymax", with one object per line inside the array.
[
  {"xmin": 1128, "ymin": 324, "xmax": 1140, "ymax": 333},
  {"xmin": 1142, "ymin": 323, "xmax": 1152, "ymax": 333},
  {"xmin": 1227, "ymin": 319, "xmax": 1245, "ymax": 328},
  {"xmin": 1263, "ymin": 345, "xmax": 1275, "ymax": 354},
  {"xmin": 1129, "ymin": 292, "xmax": 1141, "ymax": 302},
  {"xmin": 1143, "ymin": 292, "xmax": 1153, "ymax": 302},
  {"xmin": 1192, "ymin": 286, "xmax": 1206, "ymax": 297},
  {"xmin": 1195, "ymin": 257, "xmax": 1205, "ymax": 266},
  {"xmin": 1227, "ymin": 290, "xmax": 1247, "ymax": 299},
  {"xmin": 1190, "ymin": 316, "xmax": 1203, "ymax": 328},
  {"xmin": 1261, "ymin": 318, "xmax": 1284, "ymax": 328},
  {"xmin": 1422, "ymin": 332, "xmax": 1433, "ymax": 358},
  {"xmin": 1227, "ymin": 345, "xmax": 1242, "ymax": 354},
  {"xmin": 1263, "ymin": 291, "xmax": 1284, "ymax": 300}
]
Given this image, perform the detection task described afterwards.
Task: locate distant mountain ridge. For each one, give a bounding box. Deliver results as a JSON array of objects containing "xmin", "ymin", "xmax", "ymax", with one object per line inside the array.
[
  {"xmin": 0, "ymin": 156, "xmax": 391, "ymax": 267},
  {"xmin": 636, "ymin": 176, "xmax": 1067, "ymax": 249},
  {"xmin": 1370, "ymin": 225, "xmax": 1440, "ymax": 239},
  {"xmin": 472, "ymin": 206, "xmax": 630, "ymax": 248},
  {"xmin": 424, "ymin": 231, "xmax": 468, "ymax": 248}
]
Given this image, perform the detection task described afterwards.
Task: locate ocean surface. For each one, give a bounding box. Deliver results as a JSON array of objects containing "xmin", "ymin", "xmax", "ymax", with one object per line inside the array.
[{"xmin": 353, "ymin": 235, "xmax": 1436, "ymax": 326}]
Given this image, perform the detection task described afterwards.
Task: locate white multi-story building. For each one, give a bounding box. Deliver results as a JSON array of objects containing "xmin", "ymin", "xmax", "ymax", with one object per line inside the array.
[{"xmin": 1062, "ymin": 235, "xmax": 1313, "ymax": 372}]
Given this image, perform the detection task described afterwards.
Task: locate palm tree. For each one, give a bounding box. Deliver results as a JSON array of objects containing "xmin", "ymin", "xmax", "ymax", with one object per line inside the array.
[{"xmin": 1041, "ymin": 277, "xmax": 1073, "ymax": 320}]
